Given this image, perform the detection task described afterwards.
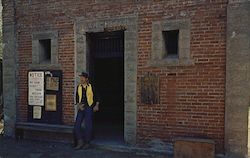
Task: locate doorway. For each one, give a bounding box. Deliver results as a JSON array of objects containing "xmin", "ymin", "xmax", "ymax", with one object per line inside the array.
[{"xmin": 87, "ymin": 31, "xmax": 124, "ymax": 143}]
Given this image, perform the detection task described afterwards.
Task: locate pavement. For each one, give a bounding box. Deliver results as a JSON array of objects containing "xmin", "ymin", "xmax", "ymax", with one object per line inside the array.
[
  {"xmin": 0, "ymin": 126, "xmax": 170, "ymax": 158},
  {"xmin": 0, "ymin": 119, "xmax": 227, "ymax": 158},
  {"xmin": 0, "ymin": 137, "xmax": 169, "ymax": 158}
]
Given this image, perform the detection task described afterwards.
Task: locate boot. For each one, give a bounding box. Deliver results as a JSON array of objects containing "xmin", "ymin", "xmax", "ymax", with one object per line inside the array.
[
  {"xmin": 72, "ymin": 133, "xmax": 77, "ymax": 147},
  {"xmin": 82, "ymin": 142, "xmax": 91, "ymax": 150},
  {"xmin": 74, "ymin": 139, "xmax": 84, "ymax": 150}
]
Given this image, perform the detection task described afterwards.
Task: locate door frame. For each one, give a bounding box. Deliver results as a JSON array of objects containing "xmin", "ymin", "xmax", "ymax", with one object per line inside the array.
[
  {"xmin": 225, "ymin": 2, "xmax": 250, "ymax": 157},
  {"xmin": 75, "ymin": 16, "xmax": 138, "ymax": 145}
]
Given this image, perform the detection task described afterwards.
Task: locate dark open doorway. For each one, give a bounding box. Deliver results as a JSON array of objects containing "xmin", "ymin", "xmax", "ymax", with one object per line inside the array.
[{"xmin": 87, "ymin": 31, "xmax": 124, "ymax": 143}]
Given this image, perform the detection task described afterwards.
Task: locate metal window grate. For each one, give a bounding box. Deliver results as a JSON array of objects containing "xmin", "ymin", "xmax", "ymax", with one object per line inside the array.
[{"xmin": 88, "ymin": 31, "xmax": 124, "ymax": 58}]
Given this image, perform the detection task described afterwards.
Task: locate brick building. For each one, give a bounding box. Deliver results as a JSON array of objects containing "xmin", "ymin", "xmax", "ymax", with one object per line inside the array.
[{"xmin": 2, "ymin": 0, "xmax": 250, "ymax": 157}]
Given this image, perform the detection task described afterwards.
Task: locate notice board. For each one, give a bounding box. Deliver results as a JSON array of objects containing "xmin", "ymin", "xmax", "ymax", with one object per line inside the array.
[{"xmin": 28, "ymin": 70, "xmax": 62, "ymax": 124}]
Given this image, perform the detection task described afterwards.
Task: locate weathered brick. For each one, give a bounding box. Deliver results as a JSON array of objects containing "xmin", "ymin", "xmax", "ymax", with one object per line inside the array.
[{"xmin": 2, "ymin": 0, "xmax": 228, "ymax": 154}]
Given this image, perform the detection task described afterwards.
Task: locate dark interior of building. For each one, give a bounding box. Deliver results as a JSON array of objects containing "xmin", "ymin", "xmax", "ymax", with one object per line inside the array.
[{"xmin": 88, "ymin": 31, "xmax": 124, "ymax": 143}]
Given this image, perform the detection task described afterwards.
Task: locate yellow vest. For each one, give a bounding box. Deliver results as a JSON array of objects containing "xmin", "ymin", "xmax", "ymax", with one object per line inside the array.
[{"xmin": 77, "ymin": 83, "xmax": 94, "ymax": 106}]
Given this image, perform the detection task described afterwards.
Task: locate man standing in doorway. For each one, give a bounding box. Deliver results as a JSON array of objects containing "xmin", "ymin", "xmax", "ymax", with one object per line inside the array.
[{"xmin": 73, "ymin": 72, "xmax": 100, "ymax": 150}]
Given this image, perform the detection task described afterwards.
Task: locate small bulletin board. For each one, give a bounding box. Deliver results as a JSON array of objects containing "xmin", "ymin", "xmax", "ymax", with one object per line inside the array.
[{"xmin": 28, "ymin": 70, "xmax": 62, "ymax": 124}]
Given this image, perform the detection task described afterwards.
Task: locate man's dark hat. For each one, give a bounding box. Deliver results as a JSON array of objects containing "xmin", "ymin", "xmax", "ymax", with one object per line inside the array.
[{"xmin": 79, "ymin": 72, "xmax": 89, "ymax": 78}]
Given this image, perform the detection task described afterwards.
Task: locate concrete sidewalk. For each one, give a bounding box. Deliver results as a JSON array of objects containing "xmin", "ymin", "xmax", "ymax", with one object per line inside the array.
[{"xmin": 0, "ymin": 136, "xmax": 170, "ymax": 158}]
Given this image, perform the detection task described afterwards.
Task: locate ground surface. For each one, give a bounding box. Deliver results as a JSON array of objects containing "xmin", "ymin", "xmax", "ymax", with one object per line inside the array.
[{"xmin": 0, "ymin": 135, "xmax": 169, "ymax": 158}]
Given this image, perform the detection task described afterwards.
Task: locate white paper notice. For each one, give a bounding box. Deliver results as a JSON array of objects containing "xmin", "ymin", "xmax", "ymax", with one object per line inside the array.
[
  {"xmin": 28, "ymin": 71, "xmax": 44, "ymax": 106},
  {"xmin": 33, "ymin": 106, "xmax": 42, "ymax": 119}
]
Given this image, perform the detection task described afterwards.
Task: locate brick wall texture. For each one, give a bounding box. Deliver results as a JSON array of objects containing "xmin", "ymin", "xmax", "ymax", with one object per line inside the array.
[{"xmin": 3, "ymin": 0, "xmax": 227, "ymax": 153}]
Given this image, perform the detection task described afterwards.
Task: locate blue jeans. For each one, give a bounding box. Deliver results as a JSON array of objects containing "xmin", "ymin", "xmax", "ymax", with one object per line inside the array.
[{"xmin": 74, "ymin": 106, "xmax": 93, "ymax": 142}]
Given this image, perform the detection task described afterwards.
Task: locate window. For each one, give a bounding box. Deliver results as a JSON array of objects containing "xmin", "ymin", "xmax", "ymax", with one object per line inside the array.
[
  {"xmin": 163, "ymin": 30, "xmax": 179, "ymax": 58},
  {"xmin": 31, "ymin": 31, "xmax": 59, "ymax": 69},
  {"xmin": 39, "ymin": 39, "xmax": 51, "ymax": 63},
  {"xmin": 151, "ymin": 19, "xmax": 193, "ymax": 66}
]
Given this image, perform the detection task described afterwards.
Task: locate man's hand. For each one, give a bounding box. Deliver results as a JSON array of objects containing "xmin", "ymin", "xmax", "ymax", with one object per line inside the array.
[
  {"xmin": 79, "ymin": 104, "xmax": 84, "ymax": 111},
  {"xmin": 76, "ymin": 103, "xmax": 84, "ymax": 111},
  {"xmin": 93, "ymin": 102, "xmax": 99, "ymax": 112}
]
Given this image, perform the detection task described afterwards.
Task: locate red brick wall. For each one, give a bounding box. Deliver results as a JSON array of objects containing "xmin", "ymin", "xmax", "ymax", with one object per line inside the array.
[
  {"xmin": 137, "ymin": 1, "xmax": 226, "ymax": 153},
  {"xmin": 2, "ymin": 0, "xmax": 15, "ymax": 26},
  {"xmin": 4, "ymin": 0, "xmax": 227, "ymax": 153}
]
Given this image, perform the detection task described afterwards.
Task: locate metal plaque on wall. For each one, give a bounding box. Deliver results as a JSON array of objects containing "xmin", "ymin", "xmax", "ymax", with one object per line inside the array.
[
  {"xmin": 141, "ymin": 72, "xmax": 160, "ymax": 104},
  {"xmin": 45, "ymin": 94, "xmax": 57, "ymax": 111}
]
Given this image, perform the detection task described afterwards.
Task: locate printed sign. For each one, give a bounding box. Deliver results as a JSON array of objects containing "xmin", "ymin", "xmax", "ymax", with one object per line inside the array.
[
  {"xmin": 28, "ymin": 71, "xmax": 44, "ymax": 106},
  {"xmin": 46, "ymin": 77, "xmax": 59, "ymax": 91},
  {"xmin": 45, "ymin": 94, "xmax": 57, "ymax": 111},
  {"xmin": 33, "ymin": 106, "xmax": 42, "ymax": 119}
]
